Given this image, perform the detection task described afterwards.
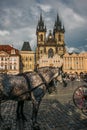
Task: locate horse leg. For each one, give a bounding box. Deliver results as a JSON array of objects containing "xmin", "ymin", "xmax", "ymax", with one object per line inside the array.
[
  {"xmin": 16, "ymin": 101, "xmax": 27, "ymax": 121},
  {"xmin": 31, "ymin": 100, "xmax": 41, "ymax": 129},
  {"xmin": 0, "ymin": 101, "xmax": 3, "ymax": 121},
  {"xmin": 16, "ymin": 101, "xmax": 21, "ymax": 120},
  {"xmin": 20, "ymin": 101, "xmax": 27, "ymax": 121}
]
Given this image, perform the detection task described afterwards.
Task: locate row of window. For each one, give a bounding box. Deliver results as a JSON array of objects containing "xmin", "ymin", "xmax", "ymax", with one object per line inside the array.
[
  {"xmin": 0, "ymin": 57, "xmax": 17, "ymax": 61},
  {"xmin": 22, "ymin": 57, "xmax": 33, "ymax": 61},
  {"xmin": 64, "ymin": 57, "xmax": 84, "ymax": 60},
  {"xmin": 40, "ymin": 47, "xmax": 63, "ymax": 53},
  {"xmin": 64, "ymin": 63, "xmax": 83, "ymax": 69},
  {"xmin": 38, "ymin": 34, "xmax": 62, "ymax": 41},
  {"xmin": 40, "ymin": 60, "xmax": 61, "ymax": 63},
  {"xmin": 0, "ymin": 65, "xmax": 17, "ymax": 70},
  {"xmin": 24, "ymin": 64, "xmax": 33, "ymax": 69}
]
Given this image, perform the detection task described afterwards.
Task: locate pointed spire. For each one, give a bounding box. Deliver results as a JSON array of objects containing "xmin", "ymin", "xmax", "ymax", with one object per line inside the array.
[
  {"xmin": 56, "ymin": 13, "xmax": 61, "ymax": 26},
  {"xmin": 45, "ymin": 25, "xmax": 47, "ymax": 32},
  {"xmin": 36, "ymin": 13, "xmax": 46, "ymax": 33},
  {"xmin": 53, "ymin": 13, "xmax": 64, "ymax": 34},
  {"xmin": 62, "ymin": 25, "xmax": 65, "ymax": 32},
  {"xmin": 40, "ymin": 12, "xmax": 42, "ymax": 22},
  {"xmin": 57, "ymin": 13, "xmax": 60, "ymax": 23}
]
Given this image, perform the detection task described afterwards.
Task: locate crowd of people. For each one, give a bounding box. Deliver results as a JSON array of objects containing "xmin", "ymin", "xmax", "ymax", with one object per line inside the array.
[{"xmin": 63, "ymin": 72, "xmax": 87, "ymax": 82}]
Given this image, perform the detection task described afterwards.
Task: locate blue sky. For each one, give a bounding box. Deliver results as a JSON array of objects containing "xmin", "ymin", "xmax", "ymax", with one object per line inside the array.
[{"xmin": 0, "ymin": 0, "xmax": 87, "ymax": 53}]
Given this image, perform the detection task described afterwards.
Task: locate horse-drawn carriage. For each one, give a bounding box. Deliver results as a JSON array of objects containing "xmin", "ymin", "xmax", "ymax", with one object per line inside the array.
[{"xmin": 73, "ymin": 85, "xmax": 87, "ymax": 116}]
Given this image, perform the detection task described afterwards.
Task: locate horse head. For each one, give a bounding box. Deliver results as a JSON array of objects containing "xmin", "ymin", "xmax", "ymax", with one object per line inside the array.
[
  {"xmin": 45, "ymin": 66, "xmax": 67, "ymax": 89},
  {"xmin": 34, "ymin": 66, "xmax": 67, "ymax": 95}
]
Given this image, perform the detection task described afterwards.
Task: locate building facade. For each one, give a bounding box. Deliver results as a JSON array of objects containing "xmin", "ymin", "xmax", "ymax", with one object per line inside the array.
[
  {"xmin": 20, "ymin": 42, "xmax": 35, "ymax": 72},
  {"xmin": 0, "ymin": 45, "xmax": 20, "ymax": 74},
  {"xmin": 63, "ymin": 52, "xmax": 87, "ymax": 74},
  {"xmin": 35, "ymin": 14, "xmax": 66, "ymax": 68}
]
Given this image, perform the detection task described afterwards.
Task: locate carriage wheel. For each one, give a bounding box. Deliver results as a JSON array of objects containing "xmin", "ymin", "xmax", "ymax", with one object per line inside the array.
[{"xmin": 73, "ymin": 85, "xmax": 87, "ymax": 115}]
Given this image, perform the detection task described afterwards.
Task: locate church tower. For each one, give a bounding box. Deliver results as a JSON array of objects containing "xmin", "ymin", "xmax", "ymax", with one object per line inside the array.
[
  {"xmin": 53, "ymin": 14, "xmax": 66, "ymax": 56},
  {"xmin": 36, "ymin": 13, "xmax": 46, "ymax": 45},
  {"xmin": 36, "ymin": 14, "xmax": 46, "ymax": 64}
]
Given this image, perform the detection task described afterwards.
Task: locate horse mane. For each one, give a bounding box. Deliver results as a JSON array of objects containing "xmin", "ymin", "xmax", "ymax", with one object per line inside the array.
[
  {"xmin": 16, "ymin": 71, "xmax": 33, "ymax": 76},
  {"xmin": 16, "ymin": 66, "xmax": 58, "ymax": 76}
]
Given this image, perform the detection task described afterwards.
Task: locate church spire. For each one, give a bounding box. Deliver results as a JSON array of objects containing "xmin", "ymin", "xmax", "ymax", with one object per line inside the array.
[
  {"xmin": 40, "ymin": 12, "xmax": 42, "ymax": 22},
  {"xmin": 53, "ymin": 13, "xmax": 62, "ymax": 34},
  {"xmin": 57, "ymin": 13, "xmax": 60, "ymax": 23},
  {"xmin": 36, "ymin": 13, "xmax": 46, "ymax": 34},
  {"xmin": 62, "ymin": 25, "xmax": 65, "ymax": 33}
]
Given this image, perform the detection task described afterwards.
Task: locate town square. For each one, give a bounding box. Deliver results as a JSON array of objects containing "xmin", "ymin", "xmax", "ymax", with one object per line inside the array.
[{"xmin": 0, "ymin": 0, "xmax": 87, "ymax": 130}]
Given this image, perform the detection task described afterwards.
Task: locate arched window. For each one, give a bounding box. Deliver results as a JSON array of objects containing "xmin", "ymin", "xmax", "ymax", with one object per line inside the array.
[
  {"xmin": 40, "ymin": 34, "xmax": 43, "ymax": 41},
  {"xmin": 30, "ymin": 57, "xmax": 32, "ymax": 61},
  {"xmin": 48, "ymin": 48, "xmax": 54, "ymax": 58},
  {"xmin": 26, "ymin": 57, "xmax": 28, "ymax": 61},
  {"xmin": 59, "ymin": 34, "xmax": 61, "ymax": 41}
]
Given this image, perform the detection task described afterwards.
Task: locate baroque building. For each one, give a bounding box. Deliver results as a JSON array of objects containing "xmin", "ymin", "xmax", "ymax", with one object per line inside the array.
[
  {"xmin": 20, "ymin": 42, "xmax": 35, "ymax": 72},
  {"xmin": 35, "ymin": 14, "xmax": 66, "ymax": 68},
  {"xmin": 0, "ymin": 45, "xmax": 20, "ymax": 74},
  {"xmin": 63, "ymin": 52, "xmax": 87, "ymax": 74}
]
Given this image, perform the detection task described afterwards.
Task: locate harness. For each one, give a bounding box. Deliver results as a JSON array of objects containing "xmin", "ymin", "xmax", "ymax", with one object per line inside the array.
[
  {"xmin": 36, "ymin": 70, "xmax": 49, "ymax": 89},
  {"xmin": 0, "ymin": 71, "xmax": 52, "ymax": 103},
  {"xmin": 22, "ymin": 72, "xmax": 49, "ymax": 102},
  {"xmin": 22, "ymin": 73, "xmax": 45, "ymax": 92}
]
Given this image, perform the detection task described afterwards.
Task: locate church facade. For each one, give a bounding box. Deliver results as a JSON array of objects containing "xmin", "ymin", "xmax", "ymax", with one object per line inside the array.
[{"xmin": 35, "ymin": 14, "xmax": 66, "ymax": 68}]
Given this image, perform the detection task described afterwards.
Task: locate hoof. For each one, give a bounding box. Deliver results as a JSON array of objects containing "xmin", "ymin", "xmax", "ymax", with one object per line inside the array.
[
  {"xmin": 0, "ymin": 115, "xmax": 3, "ymax": 122},
  {"xmin": 32, "ymin": 123, "xmax": 40, "ymax": 130},
  {"xmin": 16, "ymin": 115, "xmax": 27, "ymax": 122},
  {"xmin": 22, "ymin": 115, "xmax": 27, "ymax": 121},
  {"xmin": 32, "ymin": 126, "xmax": 40, "ymax": 130}
]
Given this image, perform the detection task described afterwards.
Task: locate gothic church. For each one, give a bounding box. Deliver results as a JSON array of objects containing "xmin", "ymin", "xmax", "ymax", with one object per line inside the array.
[{"xmin": 35, "ymin": 14, "xmax": 66, "ymax": 67}]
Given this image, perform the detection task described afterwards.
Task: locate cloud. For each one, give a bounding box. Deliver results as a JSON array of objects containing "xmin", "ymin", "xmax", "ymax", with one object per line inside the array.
[
  {"xmin": 0, "ymin": 0, "xmax": 87, "ymax": 52},
  {"xmin": 66, "ymin": 46, "xmax": 80, "ymax": 53},
  {"xmin": 61, "ymin": 7, "xmax": 85, "ymax": 30},
  {"xmin": 66, "ymin": 45, "xmax": 87, "ymax": 53},
  {"xmin": 37, "ymin": 3, "xmax": 52, "ymax": 13},
  {"xmin": 0, "ymin": 30, "xmax": 10, "ymax": 36}
]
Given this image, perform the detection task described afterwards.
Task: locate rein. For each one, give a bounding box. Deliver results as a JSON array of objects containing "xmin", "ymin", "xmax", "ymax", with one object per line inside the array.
[{"xmin": 22, "ymin": 73, "xmax": 31, "ymax": 91}]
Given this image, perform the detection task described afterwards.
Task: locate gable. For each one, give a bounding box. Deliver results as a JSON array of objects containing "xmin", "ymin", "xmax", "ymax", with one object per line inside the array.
[{"xmin": 0, "ymin": 51, "xmax": 9, "ymax": 56}]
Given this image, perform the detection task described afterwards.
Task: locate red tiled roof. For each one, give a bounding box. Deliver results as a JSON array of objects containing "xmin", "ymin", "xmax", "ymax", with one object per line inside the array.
[{"xmin": 0, "ymin": 45, "xmax": 19, "ymax": 55}]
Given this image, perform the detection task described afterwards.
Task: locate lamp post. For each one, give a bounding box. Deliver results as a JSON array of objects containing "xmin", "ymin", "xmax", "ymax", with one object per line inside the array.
[{"xmin": 76, "ymin": 61, "xmax": 78, "ymax": 73}]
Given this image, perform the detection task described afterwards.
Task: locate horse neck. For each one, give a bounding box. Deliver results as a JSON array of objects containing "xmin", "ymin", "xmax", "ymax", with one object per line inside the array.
[{"xmin": 37, "ymin": 68, "xmax": 54, "ymax": 84}]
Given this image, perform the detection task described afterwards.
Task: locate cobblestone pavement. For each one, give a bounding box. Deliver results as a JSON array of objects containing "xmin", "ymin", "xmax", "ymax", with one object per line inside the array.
[{"xmin": 0, "ymin": 80, "xmax": 87, "ymax": 130}]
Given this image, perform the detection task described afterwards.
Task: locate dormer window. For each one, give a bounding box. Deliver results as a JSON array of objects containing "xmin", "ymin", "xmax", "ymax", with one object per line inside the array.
[{"xmin": 11, "ymin": 49, "xmax": 16, "ymax": 54}]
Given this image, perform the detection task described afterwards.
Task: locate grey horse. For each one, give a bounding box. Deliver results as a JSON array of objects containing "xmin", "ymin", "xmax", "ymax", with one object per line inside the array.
[{"xmin": 0, "ymin": 66, "xmax": 66, "ymax": 129}]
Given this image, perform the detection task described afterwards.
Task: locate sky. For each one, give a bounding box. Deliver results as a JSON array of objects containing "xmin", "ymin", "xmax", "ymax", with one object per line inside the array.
[{"xmin": 0, "ymin": 0, "xmax": 87, "ymax": 53}]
